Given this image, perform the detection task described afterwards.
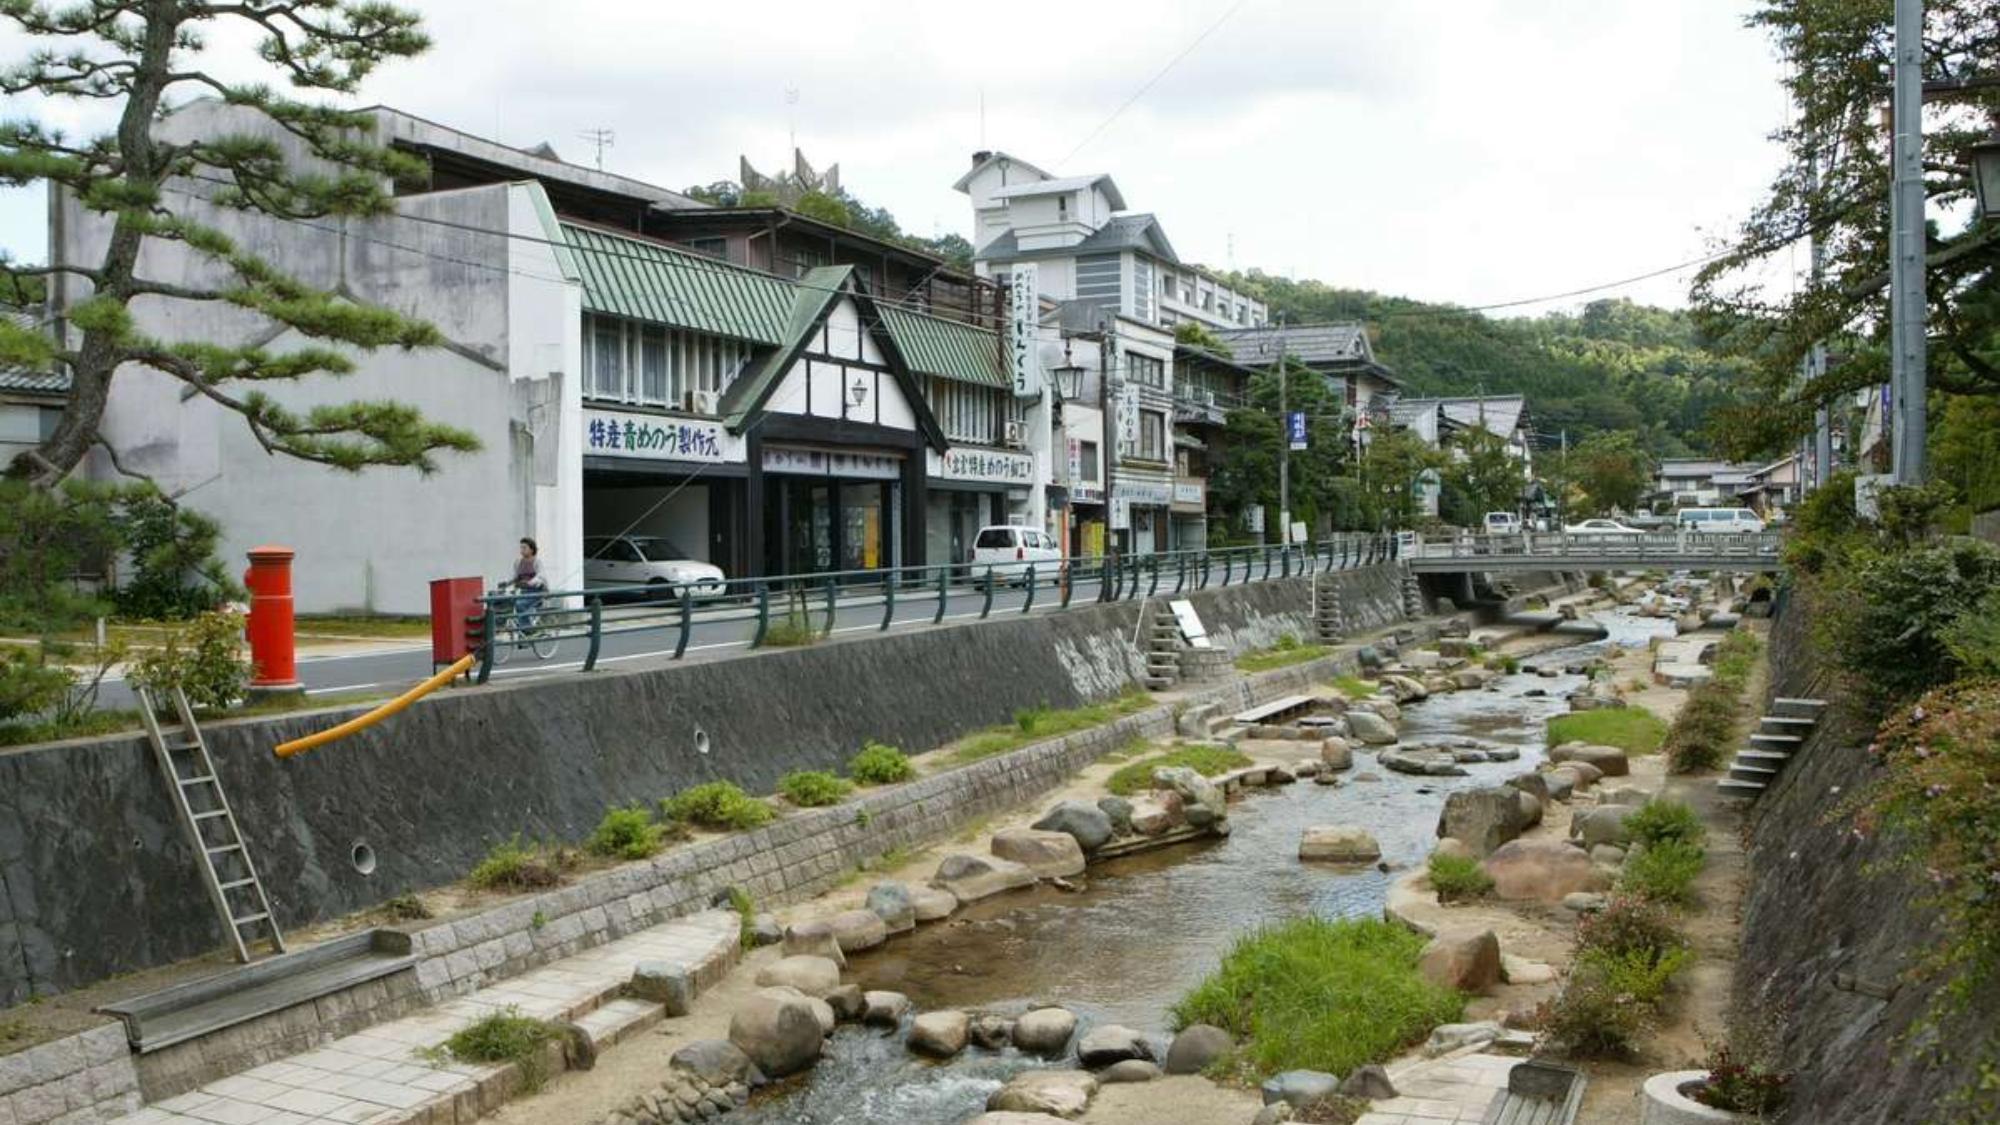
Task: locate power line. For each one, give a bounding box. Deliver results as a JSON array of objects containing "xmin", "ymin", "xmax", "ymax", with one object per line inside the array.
[{"xmin": 1059, "ymin": 0, "xmax": 1253, "ymax": 166}]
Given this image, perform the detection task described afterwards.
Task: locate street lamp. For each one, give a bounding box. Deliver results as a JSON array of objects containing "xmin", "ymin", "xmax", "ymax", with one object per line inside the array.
[
  {"xmin": 1968, "ymin": 134, "xmax": 2000, "ymax": 218},
  {"xmin": 1050, "ymin": 363, "xmax": 1086, "ymax": 406}
]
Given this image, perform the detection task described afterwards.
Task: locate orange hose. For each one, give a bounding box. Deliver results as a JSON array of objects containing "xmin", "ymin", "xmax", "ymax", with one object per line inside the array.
[{"xmin": 274, "ymin": 653, "xmax": 475, "ymax": 759}]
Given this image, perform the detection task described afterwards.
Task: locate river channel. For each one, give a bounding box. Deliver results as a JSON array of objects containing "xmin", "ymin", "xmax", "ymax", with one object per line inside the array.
[{"xmin": 733, "ymin": 610, "xmax": 1676, "ymax": 1124}]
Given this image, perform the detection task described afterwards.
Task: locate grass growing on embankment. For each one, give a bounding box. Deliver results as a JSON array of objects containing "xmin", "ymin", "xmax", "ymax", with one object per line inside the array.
[
  {"xmin": 1547, "ymin": 707, "xmax": 1669, "ymax": 754},
  {"xmin": 1235, "ymin": 635, "xmax": 1330, "ymax": 673},
  {"xmin": 947, "ymin": 687, "xmax": 1153, "ymax": 764},
  {"xmin": 1105, "ymin": 744, "xmax": 1254, "ymax": 796},
  {"xmin": 1171, "ymin": 916, "xmax": 1464, "ymax": 1079},
  {"xmin": 1330, "ymin": 674, "xmax": 1380, "ymax": 700}
]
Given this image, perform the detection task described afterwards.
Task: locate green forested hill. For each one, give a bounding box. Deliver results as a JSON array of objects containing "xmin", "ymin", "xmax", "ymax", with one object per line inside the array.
[{"xmin": 1231, "ymin": 274, "xmax": 1747, "ymax": 457}]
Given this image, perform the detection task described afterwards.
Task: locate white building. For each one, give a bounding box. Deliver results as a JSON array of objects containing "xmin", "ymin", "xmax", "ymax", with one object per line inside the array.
[{"xmin": 51, "ymin": 103, "xmax": 1032, "ymax": 613}]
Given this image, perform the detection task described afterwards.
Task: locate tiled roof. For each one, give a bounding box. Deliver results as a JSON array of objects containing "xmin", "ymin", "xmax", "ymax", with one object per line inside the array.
[
  {"xmin": 1390, "ymin": 396, "xmax": 1527, "ymax": 440},
  {"xmin": 1217, "ymin": 323, "xmax": 1370, "ymax": 366},
  {"xmin": 879, "ymin": 305, "xmax": 1006, "ymax": 389},
  {"xmin": 977, "ymin": 214, "xmax": 1178, "ymax": 264},
  {"xmin": 988, "ymin": 173, "xmax": 1125, "ymax": 210},
  {"xmin": 0, "ymin": 309, "xmax": 66, "ymax": 395},
  {"xmin": 561, "ymin": 222, "xmax": 796, "ymax": 344}
]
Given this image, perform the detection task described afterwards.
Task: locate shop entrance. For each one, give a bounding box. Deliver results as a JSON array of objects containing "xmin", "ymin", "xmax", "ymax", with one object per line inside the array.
[{"xmin": 767, "ymin": 477, "xmax": 897, "ymax": 578}]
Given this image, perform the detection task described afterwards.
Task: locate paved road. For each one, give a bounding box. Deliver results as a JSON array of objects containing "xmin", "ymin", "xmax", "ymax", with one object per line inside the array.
[{"xmin": 91, "ymin": 556, "xmax": 1342, "ymax": 712}]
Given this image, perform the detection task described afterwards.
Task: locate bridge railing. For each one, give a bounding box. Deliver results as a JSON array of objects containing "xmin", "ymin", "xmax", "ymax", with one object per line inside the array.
[
  {"xmin": 465, "ymin": 532, "xmax": 1404, "ymax": 682},
  {"xmin": 1403, "ymin": 530, "xmax": 1782, "ymax": 565}
]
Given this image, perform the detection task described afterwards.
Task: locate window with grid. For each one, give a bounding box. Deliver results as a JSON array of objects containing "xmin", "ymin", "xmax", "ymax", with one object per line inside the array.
[
  {"xmin": 1140, "ymin": 411, "xmax": 1165, "ymax": 461},
  {"xmin": 582, "ymin": 313, "xmax": 751, "ymax": 409},
  {"xmin": 926, "ymin": 377, "xmax": 1002, "ymax": 445},
  {"xmin": 1128, "ymin": 353, "xmax": 1165, "ymax": 389}
]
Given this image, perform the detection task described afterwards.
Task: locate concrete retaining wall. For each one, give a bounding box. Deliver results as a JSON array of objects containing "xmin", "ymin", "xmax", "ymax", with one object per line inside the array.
[
  {"xmin": 0, "ymin": 564, "xmax": 1411, "ymax": 1007},
  {"xmin": 1735, "ymin": 587, "xmax": 2000, "ymax": 1124}
]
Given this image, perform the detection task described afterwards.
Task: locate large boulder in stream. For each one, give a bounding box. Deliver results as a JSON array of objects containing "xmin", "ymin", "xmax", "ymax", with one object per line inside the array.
[
  {"xmin": 1345, "ymin": 709, "xmax": 1400, "ymax": 745},
  {"xmin": 1012, "ymin": 1007, "xmax": 1079, "ymax": 1055},
  {"xmin": 753, "ymin": 956, "xmax": 841, "ymax": 998},
  {"xmin": 863, "ymin": 882, "xmax": 915, "ymax": 933},
  {"xmin": 1153, "ymin": 766, "xmax": 1227, "ymax": 828},
  {"xmin": 1164, "ymin": 1024, "xmax": 1235, "ymax": 1075},
  {"xmin": 727, "ymin": 990, "xmax": 823, "ymax": 1078},
  {"xmin": 1380, "ymin": 748, "xmax": 1468, "ymax": 777},
  {"xmin": 908, "ymin": 1010, "xmax": 970, "ymax": 1058},
  {"xmin": 991, "ymin": 828, "xmax": 1086, "ymax": 878},
  {"xmin": 931, "ymin": 854, "xmax": 1037, "ymax": 902},
  {"xmin": 1436, "ymin": 786, "xmax": 1533, "ymax": 856},
  {"xmin": 1076, "ymin": 1024, "xmax": 1153, "ymax": 1068},
  {"xmin": 1299, "ymin": 825, "xmax": 1382, "ymax": 863},
  {"xmin": 1032, "ymin": 801, "xmax": 1115, "ymax": 853}
]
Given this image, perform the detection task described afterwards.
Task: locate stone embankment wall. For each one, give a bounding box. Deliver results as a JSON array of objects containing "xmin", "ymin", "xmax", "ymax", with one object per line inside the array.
[
  {"xmin": 1735, "ymin": 589, "xmax": 2000, "ymax": 1124},
  {"xmin": 1, "ymin": 564, "xmax": 1412, "ymax": 1006}
]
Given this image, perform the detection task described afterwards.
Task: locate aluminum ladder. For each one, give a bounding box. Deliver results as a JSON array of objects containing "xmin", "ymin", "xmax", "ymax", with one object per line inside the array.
[{"xmin": 139, "ymin": 686, "xmax": 286, "ymax": 963}]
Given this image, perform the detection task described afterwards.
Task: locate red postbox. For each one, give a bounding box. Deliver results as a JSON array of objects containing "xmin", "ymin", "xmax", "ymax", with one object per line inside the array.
[
  {"xmin": 429, "ymin": 576, "xmax": 487, "ymax": 668},
  {"xmin": 243, "ymin": 546, "xmax": 302, "ymax": 692}
]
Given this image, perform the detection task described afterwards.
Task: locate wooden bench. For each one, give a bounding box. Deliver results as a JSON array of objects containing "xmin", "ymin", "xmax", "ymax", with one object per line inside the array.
[
  {"xmin": 1230, "ymin": 694, "xmax": 1318, "ymax": 727},
  {"xmin": 1481, "ymin": 1059, "xmax": 1587, "ymax": 1125}
]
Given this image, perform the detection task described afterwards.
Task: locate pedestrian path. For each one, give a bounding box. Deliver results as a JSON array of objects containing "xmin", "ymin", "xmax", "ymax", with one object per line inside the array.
[
  {"xmin": 1358, "ymin": 1050, "xmax": 1517, "ymax": 1124},
  {"xmin": 115, "ymin": 911, "xmax": 739, "ymax": 1125}
]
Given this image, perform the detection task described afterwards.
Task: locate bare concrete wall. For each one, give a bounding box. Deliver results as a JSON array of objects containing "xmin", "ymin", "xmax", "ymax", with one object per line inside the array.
[{"xmin": 0, "ymin": 564, "xmax": 1411, "ymax": 1006}]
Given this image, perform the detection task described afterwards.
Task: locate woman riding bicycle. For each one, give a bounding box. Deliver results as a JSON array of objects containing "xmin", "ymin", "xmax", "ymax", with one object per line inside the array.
[{"xmin": 508, "ymin": 538, "xmax": 547, "ymax": 617}]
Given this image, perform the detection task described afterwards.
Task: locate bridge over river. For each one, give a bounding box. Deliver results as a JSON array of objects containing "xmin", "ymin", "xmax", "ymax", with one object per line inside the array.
[{"xmin": 1400, "ymin": 530, "xmax": 1783, "ymax": 574}]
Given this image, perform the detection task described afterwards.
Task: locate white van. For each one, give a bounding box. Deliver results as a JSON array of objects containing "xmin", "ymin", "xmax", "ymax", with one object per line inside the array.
[
  {"xmin": 1483, "ymin": 511, "xmax": 1522, "ymax": 536},
  {"xmin": 1676, "ymin": 508, "xmax": 1766, "ymax": 534},
  {"xmin": 969, "ymin": 525, "xmax": 1062, "ymax": 582}
]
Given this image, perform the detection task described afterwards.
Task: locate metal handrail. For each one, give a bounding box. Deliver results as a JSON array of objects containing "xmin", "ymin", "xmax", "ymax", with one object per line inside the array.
[{"xmin": 462, "ymin": 532, "xmax": 1399, "ymax": 677}]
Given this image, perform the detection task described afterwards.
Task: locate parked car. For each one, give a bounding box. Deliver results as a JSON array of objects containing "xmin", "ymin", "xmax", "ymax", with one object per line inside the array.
[
  {"xmin": 583, "ymin": 535, "xmax": 728, "ymax": 599},
  {"xmin": 1563, "ymin": 518, "xmax": 1643, "ymax": 536},
  {"xmin": 1675, "ymin": 508, "xmax": 1767, "ymax": 534},
  {"xmin": 970, "ymin": 525, "xmax": 1062, "ymax": 584},
  {"xmin": 1483, "ymin": 511, "xmax": 1522, "ymax": 536}
]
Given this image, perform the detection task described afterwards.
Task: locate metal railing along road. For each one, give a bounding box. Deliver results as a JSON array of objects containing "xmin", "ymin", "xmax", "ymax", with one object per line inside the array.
[
  {"xmin": 1401, "ymin": 530, "xmax": 1783, "ymax": 571},
  {"xmin": 465, "ymin": 533, "xmax": 1402, "ymax": 683}
]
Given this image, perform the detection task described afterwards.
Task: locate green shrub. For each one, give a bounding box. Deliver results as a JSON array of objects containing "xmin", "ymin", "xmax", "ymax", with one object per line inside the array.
[
  {"xmin": 429, "ymin": 1008, "xmax": 563, "ymax": 1091},
  {"xmin": 848, "ymin": 741, "xmax": 915, "ymax": 784},
  {"xmin": 662, "ymin": 781, "xmax": 774, "ymax": 831},
  {"xmin": 1820, "ymin": 539, "xmax": 2000, "ymax": 701},
  {"xmin": 110, "ymin": 490, "xmax": 234, "ymax": 620},
  {"xmin": 1427, "ymin": 852, "xmax": 1494, "ymax": 903},
  {"xmin": 0, "ymin": 647, "xmax": 71, "ymax": 725},
  {"xmin": 1171, "ymin": 917, "xmax": 1463, "ymax": 1079},
  {"xmin": 1690, "ymin": 1045, "xmax": 1792, "ymax": 1116},
  {"xmin": 586, "ymin": 804, "xmax": 668, "ymax": 860},
  {"xmin": 128, "ymin": 610, "xmax": 250, "ymax": 710},
  {"xmin": 1575, "ymin": 894, "xmax": 1687, "ymax": 962},
  {"xmin": 1625, "ymin": 799, "xmax": 1705, "ymax": 849},
  {"xmin": 1546, "ymin": 708, "xmax": 1668, "ymax": 755},
  {"xmin": 1582, "ymin": 944, "xmax": 1692, "ymax": 1005},
  {"xmin": 1538, "ymin": 974, "xmax": 1650, "ymax": 1058},
  {"xmin": 1105, "ymin": 744, "xmax": 1253, "ymax": 796},
  {"xmin": 728, "ymin": 886, "xmax": 756, "ymax": 950},
  {"xmin": 777, "ymin": 770, "xmax": 854, "ymax": 807},
  {"xmin": 469, "ymin": 836, "xmax": 573, "ymax": 890},
  {"xmin": 1619, "ymin": 840, "xmax": 1706, "ymax": 907}
]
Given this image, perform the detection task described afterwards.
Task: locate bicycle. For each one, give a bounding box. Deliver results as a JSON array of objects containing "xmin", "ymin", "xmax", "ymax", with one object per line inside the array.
[{"xmin": 488, "ymin": 585, "xmax": 560, "ymax": 663}]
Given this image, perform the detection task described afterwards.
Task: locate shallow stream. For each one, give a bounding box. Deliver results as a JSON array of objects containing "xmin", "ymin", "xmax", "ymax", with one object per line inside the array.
[{"xmin": 733, "ymin": 610, "xmax": 1675, "ymax": 1124}]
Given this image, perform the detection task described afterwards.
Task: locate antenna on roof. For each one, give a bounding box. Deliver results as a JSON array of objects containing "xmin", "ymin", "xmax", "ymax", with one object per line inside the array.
[
  {"xmin": 578, "ymin": 128, "xmax": 614, "ymax": 171},
  {"xmin": 785, "ymin": 85, "xmax": 801, "ymax": 156}
]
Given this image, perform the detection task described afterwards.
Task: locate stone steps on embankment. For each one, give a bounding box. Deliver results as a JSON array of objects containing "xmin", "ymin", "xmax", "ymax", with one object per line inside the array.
[{"xmin": 109, "ymin": 911, "xmax": 740, "ymax": 1125}]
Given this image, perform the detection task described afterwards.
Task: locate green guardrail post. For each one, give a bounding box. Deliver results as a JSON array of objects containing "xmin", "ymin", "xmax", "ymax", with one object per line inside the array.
[
  {"xmin": 1148, "ymin": 555, "xmax": 1160, "ymax": 597},
  {"xmin": 583, "ymin": 596, "xmax": 603, "ymax": 671},
  {"xmin": 880, "ymin": 571, "xmax": 896, "ymax": 631},
  {"xmin": 934, "ymin": 568, "xmax": 949, "ymax": 624},
  {"xmin": 980, "ymin": 566, "xmax": 996, "ymax": 618},
  {"xmin": 1022, "ymin": 564, "xmax": 1037, "ymax": 613},
  {"xmin": 1060, "ymin": 562, "xmax": 1074, "ymax": 609},
  {"xmin": 1222, "ymin": 552, "xmax": 1233, "ymax": 587},
  {"xmin": 475, "ymin": 602, "xmax": 495, "ymax": 685},
  {"xmin": 823, "ymin": 576, "xmax": 838, "ymax": 636},
  {"xmin": 751, "ymin": 582, "xmax": 770, "ymax": 648},
  {"xmin": 674, "ymin": 587, "xmax": 693, "ymax": 659}
]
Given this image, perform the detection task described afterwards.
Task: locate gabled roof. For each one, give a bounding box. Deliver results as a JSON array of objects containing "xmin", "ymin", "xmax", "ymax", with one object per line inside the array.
[
  {"xmin": 1390, "ymin": 395, "xmax": 1527, "ymax": 440},
  {"xmin": 561, "ymin": 221, "xmax": 796, "ymax": 345},
  {"xmin": 976, "ymin": 213, "xmax": 1178, "ymax": 265},
  {"xmin": 952, "ymin": 150, "xmax": 1055, "ymax": 193},
  {"xmin": 879, "ymin": 305, "xmax": 1006, "ymax": 389},
  {"xmin": 988, "ymin": 173, "xmax": 1126, "ymax": 211},
  {"xmin": 1217, "ymin": 323, "xmax": 1370, "ymax": 366}
]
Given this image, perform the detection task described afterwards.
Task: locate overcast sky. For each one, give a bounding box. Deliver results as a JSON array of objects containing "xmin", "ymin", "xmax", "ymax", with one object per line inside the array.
[{"xmin": 0, "ymin": 0, "xmax": 1792, "ymax": 317}]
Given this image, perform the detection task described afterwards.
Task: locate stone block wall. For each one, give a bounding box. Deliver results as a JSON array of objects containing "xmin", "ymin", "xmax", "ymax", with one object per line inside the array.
[{"xmin": 0, "ymin": 1024, "xmax": 139, "ymax": 1125}]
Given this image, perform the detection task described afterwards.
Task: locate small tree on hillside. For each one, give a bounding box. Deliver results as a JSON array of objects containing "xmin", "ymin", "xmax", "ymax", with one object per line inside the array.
[
  {"xmin": 0, "ymin": 0, "xmax": 478, "ymax": 486},
  {"xmin": 1441, "ymin": 427, "xmax": 1524, "ymax": 524},
  {"xmin": 1571, "ymin": 431, "xmax": 1652, "ymax": 516}
]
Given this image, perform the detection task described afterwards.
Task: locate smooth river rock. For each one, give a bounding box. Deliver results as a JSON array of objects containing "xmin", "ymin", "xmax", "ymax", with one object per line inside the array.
[
  {"xmin": 1126, "ymin": 793, "xmax": 1183, "ymax": 835},
  {"xmin": 932, "ymin": 853, "xmax": 1038, "ymax": 902},
  {"xmin": 1435, "ymin": 786, "xmax": 1532, "ymax": 856},
  {"xmin": 1571, "ymin": 806, "xmax": 1637, "ymax": 849},
  {"xmin": 864, "ymin": 882, "xmax": 916, "ymax": 933},
  {"xmin": 1299, "ymin": 825, "xmax": 1382, "ymax": 863},
  {"xmin": 1076, "ymin": 1024, "xmax": 1153, "ymax": 1068},
  {"xmin": 1319, "ymin": 738, "xmax": 1354, "ymax": 771},
  {"xmin": 1100, "ymin": 1059, "xmax": 1161, "ymax": 1083},
  {"xmin": 781, "ymin": 921, "xmax": 845, "ymax": 967},
  {"xmin": 987, "ymin": 1070, "xmax": 1099, "ymax": 1117},
  {"xmin": 1419, "ymin": 928, "xmax": 1502, "ymax": 994},
  {"xmin": 1154, "ymin": 766, "xmax": 1227, "ymax": 828},
  {"xmin": 1261, "ymin": 1069, "xmax": 1342, "ymax": 1108},
  {"xmin": 753, "ymin": 955, "xmax": 842, "ymax": 998},
  {"xmin": 1484, "ymin": 839, "xmax": 1610, "ymax": 903},
  {"xmin": 1096, "ymin": 796, "xmax": 1135, "ymax": 835},
  {"xmin": 1549, "ymin": 742, "xmax": 1630, "ymax": 777},
  {"xmin": 1163, "ymin": 1024, "xmax": 1234, "ymax": 1074},
  {"xmin": 727, "ymin": 991, "xmax": 823, "ymax": 1078},
  {"xmin": 908, "ymin": 884, "xmax": 959, "ymax": 922},
  {"xmin": 908, "ymin": 1010, "xmax": 971, "ymax": 1058},
  {"xmin": 1346, "ymin": 709, "xmax": 1399, "ymax": 745},
  {"xmin": 756, "ymin": 986, "xmax": 835, "ymax": 1036},
  {"xmin": 991, "ymin": 828, "xmax": 1087, "ymax": 878},
  {"xmin": 1032, "ymin": 801, "xmax": 1115, "ymax": 853},
  {"xmin": 969, "ymin": 1013, "xmax": 1014, "ymax": 1050},
  {"xmin": 861, "ymin": 990, "xmax": 911, "ymax": 1027},
  {"xmin": 826, "ymin": 909, "xmax": 888, "ymax": 953},
  {"xmin": 1011, "ymin": 1007, "xmax": 1078, "ymax": 1056}
]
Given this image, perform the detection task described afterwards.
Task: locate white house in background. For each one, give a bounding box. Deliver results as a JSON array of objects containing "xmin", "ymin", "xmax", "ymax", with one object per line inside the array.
[
  {"xmin": 954, "ymin": 151, "xmax": 1266, "ymax": 332},
  {"xmin": 1652, "ymin": 458, "xmax": 1758, "ymax": 510},
  {"xmin": 1215, "ymin": 323, "xmax": 1402, "ymax": 414},
  {"xmin": 1, "ymin": 309, "xmax": 65, "ymax": 470}
]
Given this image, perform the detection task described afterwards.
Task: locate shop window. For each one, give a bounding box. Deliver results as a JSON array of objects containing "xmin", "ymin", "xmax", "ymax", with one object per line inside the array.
[{"xmin": 1080, "ymin": 441, "xmax": 1100, "ymax": 482}]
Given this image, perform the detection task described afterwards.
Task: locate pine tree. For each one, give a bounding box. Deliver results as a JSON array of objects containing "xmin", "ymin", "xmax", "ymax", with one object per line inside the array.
[{"xmin": 0, "ymin": 0, "xmax": 479, "ymax": 485}]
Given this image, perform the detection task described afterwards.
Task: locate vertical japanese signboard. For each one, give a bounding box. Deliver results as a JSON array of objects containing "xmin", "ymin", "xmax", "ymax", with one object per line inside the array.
[
  {"xmin": 1009, "ymin": 264, "xmax": 1041, "ymax": 399},
  {"xmin": 1287, "ymin": 411, "xmax": 1308, "ymax": 451}
]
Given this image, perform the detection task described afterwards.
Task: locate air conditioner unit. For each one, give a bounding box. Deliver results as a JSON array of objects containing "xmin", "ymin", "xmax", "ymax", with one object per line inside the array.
[
  {"xmin": 686, "ymin": 389, "xmax": 719, "ymax": 415},
  {"xmin": 1002, "ymin": 419, "xmax": 1026, "ymax": 448}
]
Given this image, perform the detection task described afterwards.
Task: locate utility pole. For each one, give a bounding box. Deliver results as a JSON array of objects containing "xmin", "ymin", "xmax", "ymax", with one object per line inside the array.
[
  {"xmin": 1890, "ymin": 0, "xmax": 1928, "ymax": 484},
  {"xmin": 1274, "ymin": 341, "xmax": 1289, "ymax": 545},
  {"xmin": 1100, "ymin": 318, "xmax": 1118, "ymax": 592}
]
